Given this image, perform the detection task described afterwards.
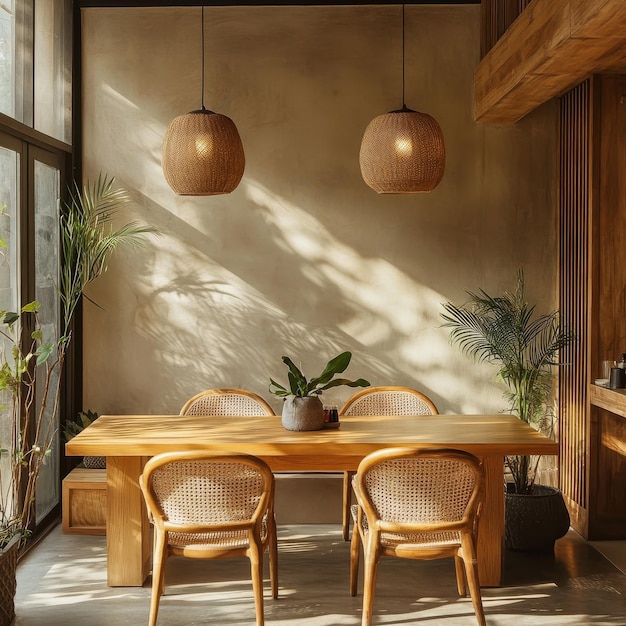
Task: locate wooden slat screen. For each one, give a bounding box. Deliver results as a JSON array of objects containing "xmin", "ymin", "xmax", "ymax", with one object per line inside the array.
[
  {"xmin": 481, "ymin": 0, "xmax": 534, "ymax": 57},
  {"xmin": 559, "ymin": 80, "xmax": 590, "ymax": 532}
]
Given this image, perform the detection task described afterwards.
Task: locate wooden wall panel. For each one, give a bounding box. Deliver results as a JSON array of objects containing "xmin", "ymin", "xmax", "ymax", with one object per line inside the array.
[
  {"xmin": 597, "ymin": 76, "xmax": 626, "ymax": 361},
  {"xmin": 559, "ymin": 79, "xmax": 590, "ymax": 536},
  {"xmin": 560, "ymin": 75, "xmax": 626, "ymax": 539}
]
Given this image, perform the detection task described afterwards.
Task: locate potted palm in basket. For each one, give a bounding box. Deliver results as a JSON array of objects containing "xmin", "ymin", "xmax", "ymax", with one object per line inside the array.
[
  {"xmin": 440, "ymin": 269, "xmax": 574, "ymax": 551},
  {"xmin": 0, "ymin": 175, "xmax": 158, "ymax": 625}
]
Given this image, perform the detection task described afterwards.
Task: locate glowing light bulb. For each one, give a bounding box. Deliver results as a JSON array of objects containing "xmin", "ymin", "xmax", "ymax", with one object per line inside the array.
[
  {"xmin": 395, "ymin": 137, "xmax": 413, "ymax": 156},
  {"xmin": 195, "ymin": 134, "xmax": 214, "ymax": 158}
]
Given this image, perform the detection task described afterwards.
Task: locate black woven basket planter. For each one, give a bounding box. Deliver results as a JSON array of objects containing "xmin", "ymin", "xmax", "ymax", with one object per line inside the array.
[
  {"xmin": 505, "ymin": 484, "xmax": 571, "ymax": 552},
  {"xmin": 83, "ymin": 455, "xmax": 106, "ymax": 469},
  {"xmin": 0, "ymin": 537, "xmax": 18, "ymax": 626}
]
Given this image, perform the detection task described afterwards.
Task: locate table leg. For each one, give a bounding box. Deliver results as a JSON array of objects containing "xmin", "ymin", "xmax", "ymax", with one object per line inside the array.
[
  {"xmin": 106, "ymin": 456, "xmax": 150, "ymax": 586},
  {"xmin": 477, "ymin": 455, "xmax": 504, "ymax": 586}
]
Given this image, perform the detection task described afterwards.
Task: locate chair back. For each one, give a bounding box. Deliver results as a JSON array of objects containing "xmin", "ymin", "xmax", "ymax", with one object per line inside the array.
[
  {"xmin": 141, "ymin": 451, "xmax": 274, "ymax": 532},
  {"xmin": 355, "ymin": 447, "xmax": 483, "ymax": 531},
  {"xmin": 340, "ymin": 386, "xmax": 438, "ymax": 416},
  {"xmin": 180, "ymin": 388, "xmax": 274, "ymax": 416}
]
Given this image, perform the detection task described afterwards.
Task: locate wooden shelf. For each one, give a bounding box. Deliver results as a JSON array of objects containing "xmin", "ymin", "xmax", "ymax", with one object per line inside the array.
[{"xmin": 589, "ymin": 384, "xmax": 626, "ymax": 419}]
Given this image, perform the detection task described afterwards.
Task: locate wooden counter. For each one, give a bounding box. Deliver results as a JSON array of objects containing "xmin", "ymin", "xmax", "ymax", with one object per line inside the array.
[{"xmin": 590, "ymin": 383, "xmax": 626, "ymax": 419}]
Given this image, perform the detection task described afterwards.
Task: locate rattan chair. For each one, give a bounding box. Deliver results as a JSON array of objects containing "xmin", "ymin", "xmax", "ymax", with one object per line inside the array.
[
  {"xmin": 339, "ymin": 386, "xmax": 438, "ymax": 540},
  {"xmin": 139, "ymin": 451, "xmax": 278, "ymax": 626},
  {"xmin": 179, "ymin": 388, "xmax": 275, "ymax": 416},
  {"xmin": 349, "ymin": 447, "xmax": 486, "ymax": 626}
]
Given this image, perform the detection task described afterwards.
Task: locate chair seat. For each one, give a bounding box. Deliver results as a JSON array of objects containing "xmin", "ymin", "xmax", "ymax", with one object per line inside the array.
[
  {"xmin": 350, "ymin": 504, "xmax": 462, "ymax": 548},
  {"xmin": 169, "ymin": 518, "xmax": 270, "ymax": 549},
  {"xmin": 169, "ymin": 531, "xmax": 254, "ymax": 550}
]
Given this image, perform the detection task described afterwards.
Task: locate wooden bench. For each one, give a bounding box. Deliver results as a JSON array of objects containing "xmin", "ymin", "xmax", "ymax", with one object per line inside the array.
[{"xmin": 62, "ymin": 467, "xmax": 106, "ymax": 535}]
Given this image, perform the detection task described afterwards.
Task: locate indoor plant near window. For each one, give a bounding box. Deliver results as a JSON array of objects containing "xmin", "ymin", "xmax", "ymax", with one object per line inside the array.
[
  {"xmin": 441, "ymin": 269, "xmax": 575, "ymax": 551},
  {"xmin": 0, "ymin": 176, "xmax": 157, "ymax": 626},
  {"xmin": 269, "ymin": 351, "xmax": 370, "ymax": 431},
  {"xmin": 63, "ymin": 409, "xmax": 105, "ymax": 469}
]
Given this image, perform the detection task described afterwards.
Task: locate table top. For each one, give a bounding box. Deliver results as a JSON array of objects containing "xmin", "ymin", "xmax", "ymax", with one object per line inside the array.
[{"xmin": 66, "ymin": 413, "xmax": 557, "ymax": 470}]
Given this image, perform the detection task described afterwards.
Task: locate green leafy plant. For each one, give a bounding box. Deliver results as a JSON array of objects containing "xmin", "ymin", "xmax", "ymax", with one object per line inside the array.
[
  {"xmin": 269, "ymin": 351, "xmax": 370, "ymax": 398},
  {"xmin": 0, "ymin": 175, "xmax": 158, "ymax": 549},
  {"xmin": 59, "ymin": 174, "xmax": 156, "ymax": 330},
  {"xmin": 440, "ymin": 269, "xmax": 575, "ymax": 495},
  {"xmin": 63, "ymin": 410, "xmax": 99, "ymax": 443}
]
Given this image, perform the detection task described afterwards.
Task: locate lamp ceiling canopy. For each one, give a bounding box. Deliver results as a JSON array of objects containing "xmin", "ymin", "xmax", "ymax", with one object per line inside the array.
[{"xmin": 80, "ymin": 2, "xmax": 478, "ymax": 7}]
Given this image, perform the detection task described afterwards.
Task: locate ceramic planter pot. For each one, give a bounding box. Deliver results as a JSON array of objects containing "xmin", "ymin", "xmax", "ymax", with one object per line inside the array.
[
  {"xmin": 505, "ymin": 484, "xmax": 570, "ymax": 552},
  {"xmin": 281, "ymin": 396, "xmax": 325, "ymax": 431}
]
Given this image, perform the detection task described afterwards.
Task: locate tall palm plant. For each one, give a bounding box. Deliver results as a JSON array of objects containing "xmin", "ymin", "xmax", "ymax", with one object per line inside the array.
[
  {"xmin": 0, "ymin": 174, "xmax": 158, "ymax": 548},
  {"xmin": 59, "ymin": 174, "xmax": 156, "ymax": 336},
  {"xmin": 440, "ymin": 269, "xmax": 575, "ymax": 494}
]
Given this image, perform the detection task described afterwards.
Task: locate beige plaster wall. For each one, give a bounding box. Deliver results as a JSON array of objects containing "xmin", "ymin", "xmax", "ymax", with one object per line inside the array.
[{"xmin": 81, "ymin": 5, "xmax": 558, "ymax": 417}]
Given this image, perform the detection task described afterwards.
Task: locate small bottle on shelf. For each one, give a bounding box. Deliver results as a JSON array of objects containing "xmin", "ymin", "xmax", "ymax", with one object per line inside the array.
[{"xmin": 619, "ymin": 354, "xmax": 626, "ymax": 369}]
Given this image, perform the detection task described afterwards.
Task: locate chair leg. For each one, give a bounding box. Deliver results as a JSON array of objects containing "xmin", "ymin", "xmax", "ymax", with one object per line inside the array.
[
  {"xmin": 454, "ymin": 554, "xmax": 467, "ymax": 596},
  {"xmin": 268, "ymin": 516, "xmax": 279, "ymax": 599},
  {"xmin": 461, "ymin": 536, "xmax": 487, "ymax": 626},
  {"xmin": 360, "ymin": 536, "xmax": 380, "ymax": 626},
  {"xmin": 349, "ymin": 521, "xmax": 361, "ymax": 597},
  {"xmin": 149, "ymin": 531, "xmax": 168, "ymax": 626},
  {"xmin": 249, "ymin": 541, "xmax": 266, "ymax": 626},
  {"xmin": 342, "ymin": 471, "xmax": 354, "ymax": 541}
]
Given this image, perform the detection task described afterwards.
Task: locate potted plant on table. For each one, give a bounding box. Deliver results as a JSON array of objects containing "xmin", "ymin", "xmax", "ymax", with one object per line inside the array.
[
  {"xmin": 269, "ymin": 351, "xmax": 370, "ymax": 431},
  {"xmin": 0, "ymin": 176, "xmax": 158, "ymax": 626},
  {"xmin": 440, "ymin": 269, "xmax": 575, "ymax": 551}
]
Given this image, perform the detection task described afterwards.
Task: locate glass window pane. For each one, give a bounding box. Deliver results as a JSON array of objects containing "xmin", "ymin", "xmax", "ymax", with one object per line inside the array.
[
  {"xmin": 33, "ymin": 159, "xmax": 60, "ymax": 522},
  {"xmin": 0, "ymin": 0, "xmax": 72, "ymax": 143},
  {"xmin": 0, "ymin": 1, "xmax": 33, "ymax": 126},
  {"xmin": 0, "ymin": 146, "xmax": 19, "ymax": 527},
  {"xmin": 34, "ymin": 0, "xmax": 71, "ymax": 143},
  {"xmin": 0, "ymin": 1, "xmax": 17, "ymax": 118}
]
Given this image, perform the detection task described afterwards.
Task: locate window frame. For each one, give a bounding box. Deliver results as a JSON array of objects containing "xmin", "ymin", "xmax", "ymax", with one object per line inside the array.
[{"xmin": 0, "ymin": 121, "xmax": 72, "ymax": 544}]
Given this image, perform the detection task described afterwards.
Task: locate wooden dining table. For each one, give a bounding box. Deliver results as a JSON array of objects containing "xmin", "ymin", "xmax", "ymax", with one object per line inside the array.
[{"xmin": 65, "ymin": 412, "xmax": 558, "ymax": 588}]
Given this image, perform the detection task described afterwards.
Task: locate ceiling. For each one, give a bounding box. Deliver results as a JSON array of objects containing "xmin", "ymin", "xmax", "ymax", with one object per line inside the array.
[{"xmin": 78, "ymin": 1, "xmax": 480, "ymax": 7}]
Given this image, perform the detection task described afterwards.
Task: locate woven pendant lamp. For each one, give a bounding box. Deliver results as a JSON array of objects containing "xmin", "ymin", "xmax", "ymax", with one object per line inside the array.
[
  {"xmin": 163, "ymin": 108, "xmax": 244, "ymax": 195},
  {"xmin": 162, "ymin": 5, "xmax": 245, "ymax": 196},
  {"xmin": 360, "ymin": 5, "xmax": 445, "ymax": 194}
]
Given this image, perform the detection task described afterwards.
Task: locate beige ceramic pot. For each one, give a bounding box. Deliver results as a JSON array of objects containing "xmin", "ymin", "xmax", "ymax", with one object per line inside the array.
[{"xmin": 281, "ymin": 396, "xmax": 325, "ymax": 431}]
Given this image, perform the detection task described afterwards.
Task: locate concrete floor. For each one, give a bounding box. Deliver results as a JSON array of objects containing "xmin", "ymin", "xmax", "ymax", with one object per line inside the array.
[{"xmin": 13, "ymin": 524, "xmax": 626, "ymax": 625}]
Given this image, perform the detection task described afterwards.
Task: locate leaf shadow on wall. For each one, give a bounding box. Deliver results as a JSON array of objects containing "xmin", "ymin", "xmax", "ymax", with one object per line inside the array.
[{"xmin": 84, "ymin": 184, "xmax": 465, "ymax": 416}]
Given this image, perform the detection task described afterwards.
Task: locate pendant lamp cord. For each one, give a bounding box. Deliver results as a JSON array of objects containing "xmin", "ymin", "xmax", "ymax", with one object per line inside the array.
[
  {"xmin": 201, "ymin": 2, "xmax": 206, "ymax": 111},
  {"xmin": 401, "ymin": 3, "xmax": 406, "ymax": 110}
]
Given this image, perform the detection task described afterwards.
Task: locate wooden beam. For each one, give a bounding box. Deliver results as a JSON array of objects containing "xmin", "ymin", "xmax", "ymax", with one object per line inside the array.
[{"xmin": 474, "ymin": 0, "xmax": 626, "ymax": 123}]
